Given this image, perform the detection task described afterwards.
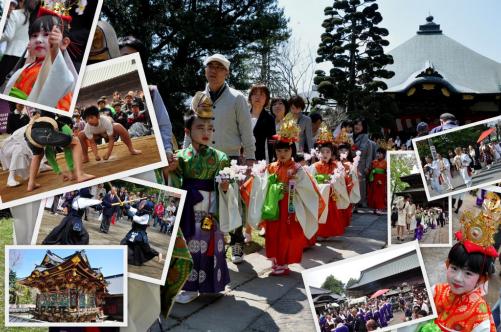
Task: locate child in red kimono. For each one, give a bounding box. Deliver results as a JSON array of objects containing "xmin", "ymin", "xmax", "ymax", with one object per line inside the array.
[
  {"xmin": 242, "ymin": 114, "xmax": 325, "ymax": 276},
  {"xmin": 433, "ymin": 193, "xmax": 498, "ymax": 331},
  {"xmin": 310, "ymin": 123, "xmax": 343, "ymax": 238},
  {"xmin": 367, "ymin": 148, "xmax": 387, "ymax": 214},
  {"xmin": 4, "ymin": 7, "xmax": 76, "ymax": 111}
]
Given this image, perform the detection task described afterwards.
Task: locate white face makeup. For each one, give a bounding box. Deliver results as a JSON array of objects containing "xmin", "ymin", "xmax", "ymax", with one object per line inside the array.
[
  {"xmin": 276, "ymin": 148, "xmax": 292, "ymax": 162},
  {"xmin": 446, "ymin": 264, "xmax": 480, "ymax": 295},
  {"xmin": 29, "ymin": 31, "xmax": 50, "ymax": 59},
  {"xmin": 189, "ymin": 117, "xmax": 214, "ymax": 146},
  {"xmin": 319, "ymin": 147, "xmax": 332, "ymax": 163},
  {"xmin": 339, "ymin": 150, "xmax": 349, "ymax": 160}
]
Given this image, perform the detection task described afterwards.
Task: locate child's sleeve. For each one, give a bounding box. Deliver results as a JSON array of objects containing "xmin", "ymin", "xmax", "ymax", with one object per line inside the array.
[{"xmin": 62, "ymin": 124, "xmax": 74, "ymax": 171}]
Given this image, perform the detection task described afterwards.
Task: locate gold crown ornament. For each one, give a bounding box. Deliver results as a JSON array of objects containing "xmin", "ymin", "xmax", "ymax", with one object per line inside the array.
[
  {"xmin": 376, "ymin": 139, "xmax": 394, "ymax": 151},
  {"xmin": 316, "ymin": 122, "xmax": 334, "ymax": 144},
  {"xmin": 191, "ymin": 91, "xmax": 214, "ymax": 119},
  {"xmin": 456, "ymin": 192, "xmax": 501, "ymax": 257},
  {"xmin": 275, "ymin": 112, "xmax": 300, "ymax": 143},
  {"xmin": 333, "ymin": 127, "xmax": 353, "ymax": 146},
  {"xmin": 38, "ymin": 0, "xmax": 85, "ymax": 23}
]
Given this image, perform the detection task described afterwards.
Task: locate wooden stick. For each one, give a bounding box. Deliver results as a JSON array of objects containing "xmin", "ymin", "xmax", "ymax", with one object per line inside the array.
[{"xmin": 111, "ymin": 198, "xmax": 142, "ymax": 206}]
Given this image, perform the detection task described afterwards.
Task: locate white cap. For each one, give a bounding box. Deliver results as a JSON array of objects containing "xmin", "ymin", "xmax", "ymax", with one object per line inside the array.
[{"xmin": 203, "ymin": 54, "xmax": 230, "ymax": 71}]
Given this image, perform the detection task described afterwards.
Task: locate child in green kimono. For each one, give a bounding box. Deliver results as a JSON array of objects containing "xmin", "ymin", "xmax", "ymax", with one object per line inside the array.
[{"xmin": 169, "ymin": 92, "xmax": 232, "ymax": 304}]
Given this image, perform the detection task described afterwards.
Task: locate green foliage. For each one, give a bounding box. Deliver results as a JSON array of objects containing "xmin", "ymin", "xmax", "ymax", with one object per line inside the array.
[
  {"xmin": 315, "ymin": 0, "xmax": 394, "ymax": 123},
  {"xmin": 0, "ymin": 219, "xmax": 47, "ymax": 331},
  {"xmin": 390, "ymin": 154, "xmax": 415, "ymax": 201},
  {"xmin": 345, "ymin": 277, "xmax": 359, "ymax": 289},
  {"xmin": 321, "ymin": 275, "xmax": 345, "ymax": 295},
  {"xmin": 415, "ymin": 125, "xmax": 487, "ymax": 162},
  {"xmin": 102, "ymin": 0, "xmax": 289, "ymax": 141}
]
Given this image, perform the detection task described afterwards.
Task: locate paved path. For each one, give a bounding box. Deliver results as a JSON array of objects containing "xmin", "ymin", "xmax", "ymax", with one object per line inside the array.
[
  {"xmin": 163, "ymin": 212, "xmax": 388, "ymax": 332},
  {"xmin": 427, "ymin": 162, "xmax": 501, "ymax": 199}
]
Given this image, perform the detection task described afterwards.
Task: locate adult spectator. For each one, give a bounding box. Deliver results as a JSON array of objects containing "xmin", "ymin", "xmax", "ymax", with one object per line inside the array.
[
  {"xmin": 121, "ymin": 91, "xmax": 135, "ymax": 114},
  {"xmin": 288, "ymin": 95, "xmax": 313, "ymax": 153},
  {"xmin": 113, "ymin": 101, "xmax": 128, "ymax": 129},
  {"xmin": 416, "ymin": 122, "xmax": 428, "ymax": 137},
  {"xmin": 249, "ymin": 83, "xmax": 275, "ymax": 162},
  {"xmin": 0, "ymin": 0, "xmax": 32, "ymax": 86},
  {"xmin": 353, "ymin": 117, "xmax": 374, "ymax": 209},
  {"xmin": 100, "ymin": 187, "xmax": 119, "ymax": 233},
  {"xmin": 310, "ymin": 112, "xmax": 323, "ymax": 142},
  {"xmin": 270, "ymin": 97, "xmax": 289, "ymax": 132},
  {"xmin": 430, "ymin": 113, "xmax": 458, "ymax": 133},
  {"xmin": 6, "ymin": 103, "xmax": 29, "ymax": 134}
]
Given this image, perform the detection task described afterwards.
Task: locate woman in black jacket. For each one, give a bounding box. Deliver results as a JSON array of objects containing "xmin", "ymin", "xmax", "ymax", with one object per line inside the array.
[{"xmin": 249, "ymin": 83, "xmax": 276, "ymax": 162}]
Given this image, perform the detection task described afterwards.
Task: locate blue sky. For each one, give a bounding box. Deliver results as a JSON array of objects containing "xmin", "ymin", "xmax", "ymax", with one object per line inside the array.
[
  {"xmin": 278, "ymin": 0, "xmax": 501, "ymax": 90},
  {"xmin": 10, "ymin": 248, "xmax": 125, "ymax": 279}
]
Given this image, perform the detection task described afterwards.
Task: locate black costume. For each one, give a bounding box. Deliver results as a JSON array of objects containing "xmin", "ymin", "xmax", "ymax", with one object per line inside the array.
[
  {"xmin": 120, "ymin": 199, "xmax": 159, "ymax": 266},
  {"xmin": 42, "ymin": 188, "xmax": 96, "ymax": 245}
]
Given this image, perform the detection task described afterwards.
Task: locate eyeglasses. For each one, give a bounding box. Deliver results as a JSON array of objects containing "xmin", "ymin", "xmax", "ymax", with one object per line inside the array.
[{"xmin": 206, "ymin": 63, "xmax": 226, "ymax": 72}]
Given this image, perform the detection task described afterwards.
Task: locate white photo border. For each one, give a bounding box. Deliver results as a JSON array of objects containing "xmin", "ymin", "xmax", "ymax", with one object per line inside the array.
[
  {"xmin": 387, "ymin": 151, "xmax": 452, "ymax": 248},
  {"xmin": 30, "ymin": 176, "xmax": 187, "ymax": 286},
  {"xmin": 0, "ymin": 0, "xmax": 104, "ymax": 117},
  {"xmin": 411, "ymin": 115, "xmax": 501, "ymax": 202},
  {"xmin": 0, "ymin": 53, "xmax": 169, "ymax": 209},
  {"xmin": 4, "ymin": 244, "xmax": 128, "ymax": 327},
  {"xmin": 302, "ymin": 241, "xmax": 437, "ymax": 332}
]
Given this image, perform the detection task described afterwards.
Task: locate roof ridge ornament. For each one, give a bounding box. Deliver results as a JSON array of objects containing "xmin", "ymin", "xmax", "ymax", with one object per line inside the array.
[{"xmin": 418, "ymin": 15, "xmax": 442, "ymax": 35}]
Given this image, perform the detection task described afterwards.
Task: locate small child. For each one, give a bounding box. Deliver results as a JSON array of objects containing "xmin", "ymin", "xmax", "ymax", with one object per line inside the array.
[
  {"xmin": 414, "ymin": 218, "xmax": 424, "ymax": 241},
  {"xmin": 310, "ymin": 123, "xmax": 343, "ymax": 238},
  {"xmin": 4, "ymin": 9, "xmax": 76, "ymax": 111},
  {"xmin": 78, "ymin": 106, "xmax": 141, "ymax": 162},
  {"xmin": 433, "ymin": 192, "xmax": 498, "ymax": 331},
  {"xmin": 242, "ymin": 113, "xmax": 325, "ymax": 276},
  {"xmin": 169, "ymin": 92, "xmax": 233, "ymax": 304},
  {"xmin": 367, "ymin": 147, "xmax": 387, "ymax": 214}
]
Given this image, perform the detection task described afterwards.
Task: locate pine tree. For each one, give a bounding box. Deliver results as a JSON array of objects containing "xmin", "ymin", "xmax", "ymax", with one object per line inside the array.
[{"xmin": 314, "ymin": 0, "xmax": 394, "ymax": 119}]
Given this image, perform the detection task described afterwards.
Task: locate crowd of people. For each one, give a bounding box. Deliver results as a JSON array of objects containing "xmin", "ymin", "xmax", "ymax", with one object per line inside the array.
[
  {"xmin": 391, "ymin": 195, "xmax": 447, "ymax": 243},
  {"xmin": 317, "ymin": 286, "xmax": 431, "ymax": 331}
]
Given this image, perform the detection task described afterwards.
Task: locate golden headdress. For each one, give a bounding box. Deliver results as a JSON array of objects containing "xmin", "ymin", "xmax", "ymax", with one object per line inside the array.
[
  {"xmin": 191, "ymin": 91, "xmax": 214, "ymax": 119},
  {"xmin": 333, "ymin": 127, "xmax": 353, "ymax": 146},
  {"xmin": 38, "ymin": 0, "xmax": 82, "ymax": 23},
  {"xmin": 376, "ymin": 139, "xmax": 394, "ymax": 151},
  {"xmin": 456, "ymin": 192, "xmax": 501, "ymax": 257},
  {"xmin": 316, "ymin": 122, "xmax": 334, "ymax": 144},
  {"xmin": 274, "ymin": 112, "xmax": 300, "ymax": 143}
]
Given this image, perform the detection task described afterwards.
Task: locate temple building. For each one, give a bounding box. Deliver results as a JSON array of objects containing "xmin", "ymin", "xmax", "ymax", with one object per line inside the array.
[
  {"xmin": 18, "ymin": 250, "xmax": 109, "ymax": 322},
  {"xmin": 346, "ymin": 251, "xmax": 424, "ymax": 298},
  {"xmin": 381, "ymin": 16, "xmax": 501, "ymax": 135}
]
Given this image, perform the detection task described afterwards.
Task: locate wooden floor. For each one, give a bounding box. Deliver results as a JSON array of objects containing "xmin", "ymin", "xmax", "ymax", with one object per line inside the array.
[
  {"xmin": 0, "ymin": 136, "xmax": 162, "ymax": 204},
  {"xmin": 36, "ymin": 209, "xmax": 172, "ymax": 281}
]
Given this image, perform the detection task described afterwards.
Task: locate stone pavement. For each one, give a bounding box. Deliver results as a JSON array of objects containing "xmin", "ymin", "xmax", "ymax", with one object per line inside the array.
[
  {"xmin": 391, "ymin": 221, "xmax": 450, "ymax": 245},
  {"xmin": 427, "ymin": 162, "xmax": 501, "ymax": 198},
  {"xmin": 164, "ymin": 212, "xmax": 388, "ymax": 332}
]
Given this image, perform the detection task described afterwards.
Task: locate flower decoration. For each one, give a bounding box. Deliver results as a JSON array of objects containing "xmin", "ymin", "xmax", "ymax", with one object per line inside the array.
[{"xmin": 215, "ymin": 159, "xmax": 248, "ymax": 183}]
